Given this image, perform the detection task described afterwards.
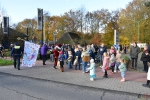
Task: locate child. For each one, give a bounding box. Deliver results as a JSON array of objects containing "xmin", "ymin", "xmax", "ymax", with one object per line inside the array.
[
  {"xmin": 86, "ymin": 59, "xmax": 96, "ymax": 81},
  {"xmin": 67, "ymin": 51, "xmax": 73, "ymax": 69},
  {"xmin": 114, "ymin": 50, "xmax": 122, "ymax": 72},
  {"xmin": 118, "ymin": 58, "xmax": 127, "ymax": 82},
  {"xmin": 58, "ymin": 51, "xmax": 65, "ymax": 72},
  {"xmin": 102, "ymin": 52, "xmax": 110, "ymax": 78},
  {"xmin": 109, "ymin": 54, "xmax": 116, "ymax": 74}
]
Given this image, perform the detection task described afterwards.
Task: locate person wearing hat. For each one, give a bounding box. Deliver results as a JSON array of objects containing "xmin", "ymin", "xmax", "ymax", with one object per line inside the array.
[{"xmin": 11, "ymin": 43, "xmax": 23, "ymax": 70}]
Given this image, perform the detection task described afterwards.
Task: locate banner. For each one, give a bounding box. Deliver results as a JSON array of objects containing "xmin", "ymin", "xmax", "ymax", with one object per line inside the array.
[
  {"xmin": 3, "ymin": 17, "xmax": 9, "ymax": 34},
  {"xmin": 37, "ymin": 8, "xmax": 43, "ymax": 30},
  {"xmin": 22, "ymin": 41, "xmax": 40, "ymax": 67}
]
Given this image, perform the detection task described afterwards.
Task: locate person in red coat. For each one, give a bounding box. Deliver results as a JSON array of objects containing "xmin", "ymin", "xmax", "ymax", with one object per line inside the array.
[{"xmin": 53, "ymin": 47, "xmax": 59, "ymax": 69}]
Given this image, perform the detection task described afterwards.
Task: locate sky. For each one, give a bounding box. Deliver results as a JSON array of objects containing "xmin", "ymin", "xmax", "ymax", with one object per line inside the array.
[{"xmin": 0, "ymin": 0, "xmax": 132, "ymax": 25}]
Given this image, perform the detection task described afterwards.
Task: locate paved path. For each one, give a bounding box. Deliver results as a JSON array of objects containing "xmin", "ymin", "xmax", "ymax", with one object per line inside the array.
[{"xmin": 0, "ymin": 59, "xmax": 149, "ymax": 96}]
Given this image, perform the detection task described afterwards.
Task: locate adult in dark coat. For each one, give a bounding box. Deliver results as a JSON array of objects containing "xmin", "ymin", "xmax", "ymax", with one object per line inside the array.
[
  {"xmin": 140, "ymin": 46, "xmax": 150, "ymax": 73},
  {"xmin": 11, "ymin": 43, "xmax": 23, "ymax": 70},
  {"xmin": 98, "ymin": 43, "xmax": 107, "ymax": 65},
  {"xmin": 130, "ymin": 42, "xmax": 140, "ymax": 70}
]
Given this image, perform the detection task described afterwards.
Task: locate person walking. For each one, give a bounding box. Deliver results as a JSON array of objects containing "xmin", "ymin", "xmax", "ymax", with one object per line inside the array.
[
  {"xmin": 11, "ymin": 43, "xmax": 23, "ymax": 70},
  {"xmin": 98, "ymin": 43, "xmax": 107, "ymax": 65},
  {"xmin": 40, "ymin": 43, "xmax": 49, "ymax": 65},
  {"xmin": 53, "ymin": 46, "xmax": 60, "ymax": 69},
  {"xmin": 81, "ymin": 47, "xmax": 90, "ymax": 73},
  {"xmin": 86, "ymin": 59, "xmax": 96, "ymax": 81},
  {"xmin": 74, "ymin": 47, "xmax": 82, "ymax": 70},
  {"xmin": 141, "ymin": 46, "xmax": 150, "ymax": 73},
  {"xmin": 67, "ymin": 51, "xmax": 73, "ymax": 69},
  {"xmin": 102, "ymin": 52, "xmax": 110, "ymax": 78},
  {"xmin": 58, "ymin": 51, "xmax": 65, "ymax": 72},
  {"xmin": 118, "ymin": 58, "xmax": 127, "ymax": 82},
  {"xmin": 130, "ymin": 42, "xmax": 140, "ymax": 70},
  {"xmin": 114, "ymin": 50, "xmax": 122, "ymax": 72},
  {"xmin": 109, "ymin": 54, "xmax": 116, "ymax": 74}
]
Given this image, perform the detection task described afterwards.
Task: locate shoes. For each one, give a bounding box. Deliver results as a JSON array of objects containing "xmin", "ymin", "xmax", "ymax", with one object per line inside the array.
[
  {"xmin": 18, "ymin": 68, "xmax": 20, "ymax": 70},
  {"xmin": 43, "ymin": 64, "xmax": 46, "ymax": 65},
  {"xmin": 53, "ymin": 67, "xmax": 57, "ymax": 69},
  {"xmin": 142, "ymin": 84, "xmax": 148, "ymax": 87},
  {"xmin": 114, "ymin": 70, "xmax": 116, "ymax": 73},
  {"xmin": 103, "ymin": 75, "xmax": 108, "ymax": 78}
]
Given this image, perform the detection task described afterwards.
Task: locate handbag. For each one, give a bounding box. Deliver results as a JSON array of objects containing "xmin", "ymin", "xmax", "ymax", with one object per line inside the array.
[
  {"xmin": 73, "ymin": 57, "xmax": 78, "ymax": 66},
  {"xmin": 110, "ymin": 62, "xmax": 115, "ymax": 67}
]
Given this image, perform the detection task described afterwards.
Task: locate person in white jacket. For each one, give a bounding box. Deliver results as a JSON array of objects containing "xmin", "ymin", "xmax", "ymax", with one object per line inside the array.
[
  {"xmin": 143, "ymin": 63, "xmax": 150, "ymax": 88},
  {"xmin": 86, "ymin": 59, "xmax": 96, "ymax": 81}
]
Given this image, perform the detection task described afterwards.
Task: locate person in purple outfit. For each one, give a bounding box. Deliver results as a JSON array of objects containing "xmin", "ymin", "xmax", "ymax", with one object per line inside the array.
[{"xmin": 40, "ymin": 43, "xmax": 50, "ymax": 65}]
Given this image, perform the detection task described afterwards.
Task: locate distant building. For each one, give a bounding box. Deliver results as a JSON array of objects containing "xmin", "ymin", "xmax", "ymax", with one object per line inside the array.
[
  {"xmin": 56, "ymin": 32, "xmax": 81, "ymax": 45},
  {"xmin": 0, "ymin": 28, "xmax": 28, "ymax": 49}
]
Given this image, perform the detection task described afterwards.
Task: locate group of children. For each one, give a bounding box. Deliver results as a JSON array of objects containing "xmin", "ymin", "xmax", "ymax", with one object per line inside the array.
[
  {"xmin": 88, "ymin": 50, "xmax": 127, "ymax": 82},
  {"xmin": 54, "ymin": 46, "xmax": 127, "ymax": 82}
]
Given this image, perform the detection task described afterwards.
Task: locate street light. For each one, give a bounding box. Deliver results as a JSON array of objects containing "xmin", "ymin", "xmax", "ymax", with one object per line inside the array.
[
  {"xmin": 128, "ymin": 18, "xmax": 148, "ymax": 43},
  {"xmin": 53, "ymin": 30, "xmax": 58, "ymax": 45}
]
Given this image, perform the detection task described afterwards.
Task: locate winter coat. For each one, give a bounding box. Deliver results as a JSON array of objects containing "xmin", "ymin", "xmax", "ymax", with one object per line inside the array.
[
  {"xmin": 58, "ymin": 54, "xmax": 65, "ymax": 61},
  {"xmin": 140, "ymin": 51, "xmax": 150, "ymax": 62},
  {"xmin": 110, "ymin": 54, "xmax": 116, "ymax": 66},
  {"xmin": 75, "ymin": 51, "xmax": 81, "ymax": 59},
  {"xmin": 99, "ymin": 46, "xmax": 107, "ymax": 55},
  {"xmin": 102, "ymin": 56, "xmax": 110, "ymax": 70},
  {"xmin": 53, "ymin": 49, "xmax": 59, "ymax": 58},
  {"xmin": 81, "ymin": 51, "xmax": 90, "ymax": 62},
  {"xmin": 87, "ymin": 63, "xmax": 96, "ymax": 78},
  {"xmin": 118, "ymin": 63, "xmax": 127, "ymax": 72},
  {"xmin": 130, "ymin": 46, "xmax": 140, "ymax": 58},
  {"xmin": 40, "ymin": 45, "xmax": 49, "ymax": 55}
]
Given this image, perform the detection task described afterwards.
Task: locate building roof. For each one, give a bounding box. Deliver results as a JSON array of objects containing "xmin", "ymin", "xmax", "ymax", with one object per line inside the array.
[{"xmin": 57, "ymin": 32, "xmax": 81, "ymax": 45}]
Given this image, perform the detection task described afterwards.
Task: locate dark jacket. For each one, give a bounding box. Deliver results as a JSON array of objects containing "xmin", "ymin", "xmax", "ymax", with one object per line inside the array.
[
  {"xmin": 99, "ymin": 46, "xmax": 107, "ymax": 55},
  {"xmin": 140, "ymin": 50, "xmax": 150, "ymax": 62},
  {"xmin": 75, "ymin": 51, "xmax": 81, "ymax": 59},
  {"xmin": 11, "ymin": 45, "xmax": 23, "ymax": 56},
  {"xmin": 130, "ymin": 46, "xmax": 140, "ymax": 58}
]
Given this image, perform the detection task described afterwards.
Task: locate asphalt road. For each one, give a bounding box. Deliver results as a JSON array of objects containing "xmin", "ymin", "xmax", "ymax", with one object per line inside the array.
[{"xmin": 0, "ymin": 73, "xmax": 148, "ymax": 100}]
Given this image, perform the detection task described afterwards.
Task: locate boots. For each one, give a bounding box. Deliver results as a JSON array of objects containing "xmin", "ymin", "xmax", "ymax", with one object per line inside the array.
[
  {"xmin": 142, "ymin": 80, "xmax": 150, "ymax": 87},
  {"xmin": 60, "ymin": 67, "xmax": 64, "ymax": 72}
]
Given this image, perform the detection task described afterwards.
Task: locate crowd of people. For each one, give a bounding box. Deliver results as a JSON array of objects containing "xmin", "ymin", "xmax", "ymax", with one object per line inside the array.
[
  {"xmin": 0, "ymin": 41, "xmax": 149, "ymax": 87},
  {"xmin": 38, "ymin": 42, "xmax": 150, "ymax": 85}
]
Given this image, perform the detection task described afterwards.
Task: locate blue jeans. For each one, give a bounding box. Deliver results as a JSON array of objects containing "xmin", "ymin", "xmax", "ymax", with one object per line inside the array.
[
  {"xmin": 50, "ymin": 54, "xmax": 54, "ymax": 62},
  {"xmin": 121, "ymin": 71, "xmax": 126, "ymax": 78},
  {"xmin": 100, "ymin": 54, "xmax": 104, "ymax": 64},
  {"xmin": 68, "ymin": 61, "xmax": 72, "ymax": 69},
  {"xmin": 82, "ymin": 62, "xmax": 88, "ymax": 73}
]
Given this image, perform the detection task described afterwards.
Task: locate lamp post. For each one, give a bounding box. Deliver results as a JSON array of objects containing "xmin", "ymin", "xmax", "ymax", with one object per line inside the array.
[
  {"xmin": 128, "ymin": 18, "xmax": 147, "ymax": 43},
  {"xmin": 53, "ymin": 30, "xmax": 58, "ymax": 45}
]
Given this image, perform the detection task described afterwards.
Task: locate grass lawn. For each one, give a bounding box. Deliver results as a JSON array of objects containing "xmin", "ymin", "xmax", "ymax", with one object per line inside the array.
[{"xmin": 0, "ymin": 59, "xmax": 13, "ymax": 66}]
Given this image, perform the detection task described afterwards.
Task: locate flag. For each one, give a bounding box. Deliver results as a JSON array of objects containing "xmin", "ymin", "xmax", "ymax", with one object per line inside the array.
[
  {"xmin": 22, "ymin": 41, "xmax": 40, "ymax": 67},
  {"xmin": 37, "ymin": 8, "xmax": 43, "ymax": 30},
  {"xmin": 3, "ymin": 17, "xmax": 9, "ymax": 34}
]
